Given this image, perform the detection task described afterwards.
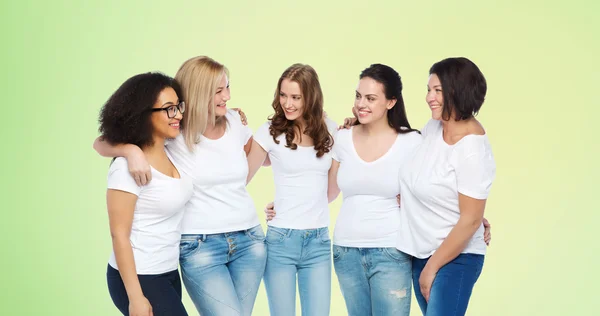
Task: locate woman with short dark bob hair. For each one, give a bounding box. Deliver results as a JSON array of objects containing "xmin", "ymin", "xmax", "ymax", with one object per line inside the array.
[
  {"xmin": 99, "ymin": 72, "xmax": 193, "ymax": 316},
  {"xmin": 396, "ymin": 57, "xmax": 496, "ymax": 315}
]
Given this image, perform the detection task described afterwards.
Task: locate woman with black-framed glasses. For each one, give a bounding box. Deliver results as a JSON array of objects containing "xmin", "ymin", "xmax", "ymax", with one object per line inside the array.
[{"xmin": 98, "ymin": 72, "xmax": 193, "ymax": 316}]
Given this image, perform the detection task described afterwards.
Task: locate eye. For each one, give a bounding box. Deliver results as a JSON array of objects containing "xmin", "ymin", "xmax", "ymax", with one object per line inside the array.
[
  {"xmin": 355, "ymin": 94, "xmax": 360, "ymax": 100},
  {"xmin": 293, "ymin": 96, "xmax": 301, "ymax": 100},
  {"xmin": 367, "ymin": 97, "xmax": 374, "ymax": 102},
  {"xmin": 436, "ymin": 89, "xmax": 442, "ymax": 93},
  {"xmin": 167, "ymin": 105, "xmax": 177, "ymax": 116},
  {"xmin": 279, "ymin": 93, "xmax": 285, "ymax": 97}
]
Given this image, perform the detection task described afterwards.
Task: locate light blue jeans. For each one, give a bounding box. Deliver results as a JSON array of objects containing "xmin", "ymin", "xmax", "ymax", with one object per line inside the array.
[
  {"xmin": 333, "ymin": 245, "xmax": 412, "ymax": 316},
  {"xmin": 179, "ymin": 225, "xmax": 267, "ymax": 316},
  {"xmin": 263, "ymin": 226, "xmax": 332, "ymax": 316}
]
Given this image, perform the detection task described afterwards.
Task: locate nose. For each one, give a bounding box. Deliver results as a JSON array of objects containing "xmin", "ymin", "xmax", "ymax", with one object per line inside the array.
[
  {"xmin": 426, "ymin": 90, "xmax": 435, "ymax": 103},
  {"xmin": 222, "ymin": 89, "xmax": 231, "ymax": 102},
  {"xmin": 175, "ymin": 108, "xmax": 183, "ymax": 120}
]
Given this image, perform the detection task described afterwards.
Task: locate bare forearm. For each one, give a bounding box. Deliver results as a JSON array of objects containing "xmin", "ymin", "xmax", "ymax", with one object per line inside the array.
[
  {"xmin": 112, "ymin": 237, "xmax": 144, "ymax": 300},
  {"xmin": 246, "ymin": 141, "xmax": 267, "ymax": 184},
  {"xmin": 93, "ymin": 137, "xmax": 136, "ymax": 158},
  {"xmin": 427, "ymin": 217, "xmax": 481, "ymax": 270},
  {"xmin": 327, "ymin": 187, "xmax": 340, "ymax": 203}
]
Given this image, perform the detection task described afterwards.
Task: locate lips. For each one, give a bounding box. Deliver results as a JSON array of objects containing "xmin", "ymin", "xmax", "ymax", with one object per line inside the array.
[{"xmin": 169, "ymin": 122, "xmax": 180, "ymax": 129}]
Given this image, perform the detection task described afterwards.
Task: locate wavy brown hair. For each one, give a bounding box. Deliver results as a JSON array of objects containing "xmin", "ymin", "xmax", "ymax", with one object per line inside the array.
[{"xmin": 269, "ymin": 64, "xmax": 333, "ymax": 158}]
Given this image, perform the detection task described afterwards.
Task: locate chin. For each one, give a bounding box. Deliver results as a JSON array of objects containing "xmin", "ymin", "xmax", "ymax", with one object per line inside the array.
[
  {"xmin": 284, "ymin": 113, "xmax": 300, "ymax": 121},
  {"xmin": 215, "ymin": 106, "xmax": 228, "ymax": 116}
]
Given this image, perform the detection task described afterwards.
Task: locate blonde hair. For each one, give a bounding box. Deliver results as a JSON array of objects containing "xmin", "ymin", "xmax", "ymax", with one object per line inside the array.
[{"xmin": 175, "ymin": 56, "xmax": 228, "ymax": 151}]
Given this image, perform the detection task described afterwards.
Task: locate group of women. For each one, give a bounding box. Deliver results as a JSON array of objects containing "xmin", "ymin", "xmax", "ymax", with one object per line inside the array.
[{"xmin": 95, "ymin": 55, "xmax": 496, "ymax": 316}]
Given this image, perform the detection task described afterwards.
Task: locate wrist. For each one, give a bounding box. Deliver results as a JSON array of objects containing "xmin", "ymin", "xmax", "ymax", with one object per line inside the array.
[{"xmin": 124, "ymin": 144, "xmax": 141, "ymax": 158}]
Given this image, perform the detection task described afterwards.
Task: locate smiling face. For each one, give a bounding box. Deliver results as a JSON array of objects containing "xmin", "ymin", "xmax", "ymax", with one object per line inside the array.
[
  {"xmin": 279, "ymin": 78, "xmax": 304, "ymax": 122},
  {"xmin": 426, "ymin": 73, "xmax": 445, "ymax": 121},
  {"xmin": 353, "ymin": 77, "xmax": 396, "ymax": 125},
  {"xmin": 212, "ymin": 73, "xmax": 230, "ymax": 118},
  {"xmin": 150, "ymin": 87, "xmax": 183, "ymax": 140}
]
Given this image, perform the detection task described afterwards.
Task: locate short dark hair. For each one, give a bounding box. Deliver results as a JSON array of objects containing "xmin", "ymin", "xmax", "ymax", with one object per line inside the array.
[
  {"xmin": 98, "ymin": 72, "xmax": 180, "ymax": 148},
  {"xmin": 359, "ymin": 64, "xmax": 418, "ymax": 134},
  {"xmin": 429, "ymin": 57, "xmax": 487, "ymax": 121}
]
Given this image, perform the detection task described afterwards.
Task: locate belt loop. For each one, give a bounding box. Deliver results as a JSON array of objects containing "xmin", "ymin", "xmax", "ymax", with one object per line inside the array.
[{"xmin": 200, "ymin": 234, "xmax": 207, "ymax": 242}]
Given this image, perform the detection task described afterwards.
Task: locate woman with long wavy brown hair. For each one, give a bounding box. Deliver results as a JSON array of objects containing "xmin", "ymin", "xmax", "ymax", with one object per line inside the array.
[{"xmin": 246, "ymin": 63, "xmax": 338, "ymax": 315}]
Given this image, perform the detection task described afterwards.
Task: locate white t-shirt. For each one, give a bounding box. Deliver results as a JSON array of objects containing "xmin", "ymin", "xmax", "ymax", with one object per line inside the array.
[
  {"xmin": 166, "ymin": 109, "xmax": 260, "ymax": 234},
  {"xmin": 253, "ymin": 118, "xmax": 338, "ymax": 229},
  {"xmin": 332, "ymin": 127, "xmax": 423, "ymax": 248},
  {"xmin": 107, "ymin": 155, "xmax": 193, "ymax": 275},
  {"xmin": 396, "ymin": 119, "xmax": 496, "ymax": 259}
]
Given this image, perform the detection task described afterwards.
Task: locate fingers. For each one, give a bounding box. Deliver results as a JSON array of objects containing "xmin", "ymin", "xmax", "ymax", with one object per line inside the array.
[
  {"xmin": 396, "ymin": 194, "xmax": 401, "ymax": 207},
  {"xmin": 266, "ymin": 201, "xmax": 274, "ymax": 209},
  {"xmin": 483, "ymin": 217, "xmax": 490, "ymax": 228},
  {"xmin": 145, "ymin": 170, "xmax": 152, "ymax": 184},
  {"xmin": 420, "ymin": 283, "xmax": 430, "ymax": 302},
  {"xmin": 133, "ymin": 174, "xmax": 142, "ymax": 186}
]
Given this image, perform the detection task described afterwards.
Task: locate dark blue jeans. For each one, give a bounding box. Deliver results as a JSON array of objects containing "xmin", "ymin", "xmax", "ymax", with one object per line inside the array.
[
  {"xmin": 106, "ymin": 264, "xmax": 188, "ymax": 316},
  {"xmin": 412, "ymin": 254, "xmax": 484, "ymax": 316}
]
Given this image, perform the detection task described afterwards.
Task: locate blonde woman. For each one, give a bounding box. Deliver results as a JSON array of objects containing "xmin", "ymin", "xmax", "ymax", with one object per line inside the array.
[{"xmin": 94, "ymin": 56, "xmax": 266, "ymax": 316}]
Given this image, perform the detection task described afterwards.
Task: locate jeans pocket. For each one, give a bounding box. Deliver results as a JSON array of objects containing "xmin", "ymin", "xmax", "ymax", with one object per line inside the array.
[
  {"xmin": 332, "ymin": 245, "xmax": 344, "ymax": 261},
  {"xmin": 179, "ymin": 238, "xmax": 202, "ymax": 259},
  {"xmin": 266, "ymin": 227, "xmax": 287, "ymax": 245},
  {"xmin": 319, "ymin": 228, "xmax": 331, "ymax": 244},
  {"xmin": 245, "ymin": 225, "xmax": 266, "ymax": 242},
  {"xmin": 382, "ymin": 247, "xmax": 411, "ymax": 263}
]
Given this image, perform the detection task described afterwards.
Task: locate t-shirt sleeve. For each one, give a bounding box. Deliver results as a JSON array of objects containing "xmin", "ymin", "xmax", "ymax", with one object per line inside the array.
[
  {"xmin": 107, "ymin": 157, "xmax": 142, "ymax": 196},
  {"xmin": 454, "ymin": 137, "xmax": 496, "ymax": 199},
  {"xmin": 332, "ymin": 129, "xmax": 346, "ymax": 162},
  {"xmin": 325, "ymin": 117, "xmax": 339, "ymax": 139},
  {"xmin": 253, "ymin": 122, "xmax": 272, "ymax": 153},
  {"xmin": 227, "ymin": 109, "xmax": 252, "ymax": 146}
]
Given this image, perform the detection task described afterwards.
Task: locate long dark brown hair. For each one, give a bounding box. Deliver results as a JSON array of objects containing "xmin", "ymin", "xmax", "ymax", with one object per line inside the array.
[{"xmin": 269, "ymin": 64, "xmax": 333, "ymax": 157}]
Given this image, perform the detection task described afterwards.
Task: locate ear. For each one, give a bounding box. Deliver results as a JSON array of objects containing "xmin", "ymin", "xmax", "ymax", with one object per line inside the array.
[{"xmin": 387, "ymin": 98, "xmax": 397, "ymax": 110}]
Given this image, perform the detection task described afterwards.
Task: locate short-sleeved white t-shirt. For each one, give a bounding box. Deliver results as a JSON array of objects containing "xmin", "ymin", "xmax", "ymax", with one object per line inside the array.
[
  {"xmin": 166, "ymin": 109, "xmax": 259, "ymax": 234},
  {"xmin": 332, "ymin": 127, "xmax": 423, "ymax": 247},
  {"xmin": 107, "ymin": 155, "xmax": 193, "ymax": 275},
  {"xmin": 396, "ymin": 119, "xmax": 496, "ymax": 258},
  {"xmin": 253, "ymin": 118, "xmax": 338, "ymax": 229}
]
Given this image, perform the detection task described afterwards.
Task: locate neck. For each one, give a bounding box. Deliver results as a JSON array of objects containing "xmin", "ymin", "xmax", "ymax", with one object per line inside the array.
[
  {"xmin": 441, "ymin": 117, "xmax": 470, "ymax": 136},
  {"xmin": 142, "ymin": 137, "xmax": 165, "ymax": 157},
  {"xmin": 362, "ymin": 115, "xmax": 392, "ymax": 135},
  {"xmin": 205, "ymin": 116, "xmax": 226, "ymax": 133}
]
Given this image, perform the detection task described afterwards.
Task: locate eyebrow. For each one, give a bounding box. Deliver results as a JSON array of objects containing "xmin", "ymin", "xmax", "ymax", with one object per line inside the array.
[
  {"xmin": 161, "ymin": 100, "xmax": 179, "ymax": 107},
  {"xmin": 280, "ymin": 91, "xmax": 302, "ymax": 97}
]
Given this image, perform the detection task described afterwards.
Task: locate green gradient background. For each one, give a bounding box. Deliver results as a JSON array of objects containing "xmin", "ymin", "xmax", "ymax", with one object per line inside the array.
[{"xmin": 2, "ymin": 0, "xmax": 598, "ymax": 315}]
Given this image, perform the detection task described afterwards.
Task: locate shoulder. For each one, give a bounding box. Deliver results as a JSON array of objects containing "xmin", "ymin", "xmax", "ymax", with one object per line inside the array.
[
  {"xmin": 108, "ymin": 157, "xmax": 129, "ymax": 174},
  {"xmin": 325, "ymin": 117, "xmax": 338, "ymax": 134},
  {"xmin": 421, "ymin": 119, "xmax": 441, "ymax": 137},
  {"xmin": 398, "ymin": 130, "xmax": 424, "ymax": 147},
  {"xmin": 452, "ymin": 133, "xmax": 494, "ymax": 163}
]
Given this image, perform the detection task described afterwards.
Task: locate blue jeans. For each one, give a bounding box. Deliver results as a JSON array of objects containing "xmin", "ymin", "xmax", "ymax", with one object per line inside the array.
[
  {"xmin": 179, "ymin": 225, "xmax": 267, "ymax": 316},
  {"xmin": 333, "ymin": 245, "xmax": 412, "ymax": 316},
  {"xmin": 412, "ymin": 254, "xmax": 485, "ymax": 316},
  {"xmin": 263, "ymin": 226, "xmax": 331, "ymax": 316}
]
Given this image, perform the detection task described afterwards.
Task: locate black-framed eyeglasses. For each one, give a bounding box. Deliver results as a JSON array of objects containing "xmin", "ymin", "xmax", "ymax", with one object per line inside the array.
[{"xmin": 151, "ymin": 101, "xmax": 186, "ymax": 118}]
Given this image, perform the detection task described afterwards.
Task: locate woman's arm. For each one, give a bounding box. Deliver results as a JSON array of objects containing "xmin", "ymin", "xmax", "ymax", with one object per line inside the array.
[
  {"xmin": 246, "ymin": 139, "xmax": 268, "ymax": 184},
  {"xmin": 107, "ymin": 189, "xmax": 153, "ymax": 315},
  {"xmin": 93, "ymin": 137, "xmax": 151, "ymax": 186},
  {"xmin": 327, "ymin": 160, "xmax": 341, "ymax": 203},
  {"xmin": 419, "ymin": 195, "xmax": 487, "ymax": 301}
]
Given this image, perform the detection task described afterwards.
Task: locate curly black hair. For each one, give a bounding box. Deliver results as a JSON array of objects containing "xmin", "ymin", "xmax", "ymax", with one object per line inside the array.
[{"xmin": 98, "ymin": 72, "xmax": 180, "ymax": 148}]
